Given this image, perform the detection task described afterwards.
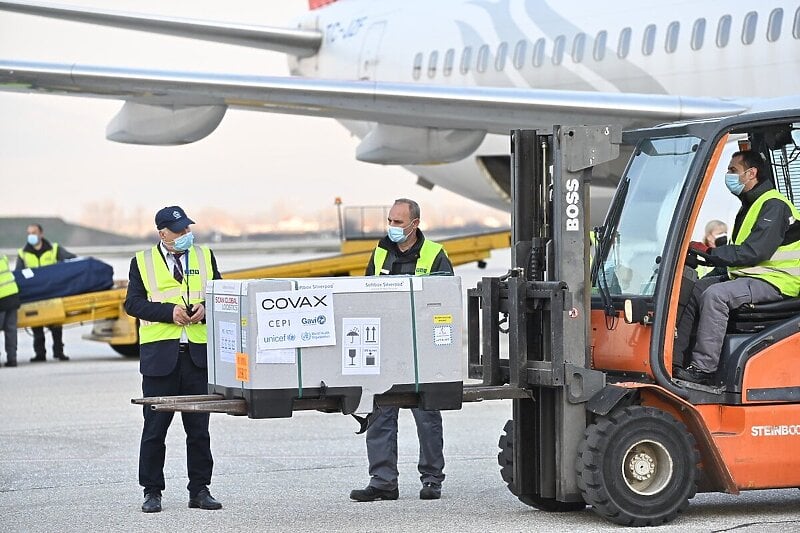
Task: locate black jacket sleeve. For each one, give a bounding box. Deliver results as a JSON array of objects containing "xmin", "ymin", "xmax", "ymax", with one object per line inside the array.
[
  {"xmin": 57, "ymin": 246, "xmax": 77, "ymax": 261},
  {"xmin": 431, "ymin": 249, "xmax": 454, "ymax": 275},
  {"xmin": 709, "ymin": 199, "xmax": 790, "ymax": 267},
  {"xmin": 365, "ymin": 250, "xmax": 377, "ymax": 276}
]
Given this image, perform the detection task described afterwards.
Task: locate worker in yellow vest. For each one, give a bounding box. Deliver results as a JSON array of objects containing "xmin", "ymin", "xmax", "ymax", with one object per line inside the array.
[
  {"xmin": 350, "ymin": 198, "xmax": 453, "ymax": 503},
  {"xmin": 674, "ymin": 151, "xmax": 800, "ymax": 385},
  {"xmin": 124, "ymin": 206, "xmax": 223, "ymax": 514},
  {"xmin": 16, "ymin": 223, "xmax": 76, "ymax": 362},
  {"xmin": 0, "ymin": 254, "xmax": 21, "ymax": 367}
]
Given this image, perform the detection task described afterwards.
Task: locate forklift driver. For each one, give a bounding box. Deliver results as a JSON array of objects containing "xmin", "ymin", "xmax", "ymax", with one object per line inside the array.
[{"xmin": 673, "ymin": 150, "xmax": 800, "ymax": 385}]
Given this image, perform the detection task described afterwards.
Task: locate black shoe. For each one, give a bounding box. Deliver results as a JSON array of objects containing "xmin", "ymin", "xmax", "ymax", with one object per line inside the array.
[
  {"xmin": 54, "ymin": 354, "xmax": 69, "ymax": 361},
  {"xmin": 142, "ymin": 492, "xmax": 162, "ymax": 513},
  {"xmin": 673, "ymin": 365, "xmax": 714, "ymax": 385},
  {"xmin": 30, "ymin": 356, "xmax": 46, "ymax": 363},
  {"xmin": 4, "ymin": 361, "xmax": 17, "ymax": 367},
  {"xmin": 419, "ymin": 482, "xmax": 441, "ymax": 500},
  {"xmin": 349, "ymin": 485, "xmax": 399, "ymax": 502},
  {"xmin": 189, "ymin": 489, "xmax": 222, "ymax": 510}
]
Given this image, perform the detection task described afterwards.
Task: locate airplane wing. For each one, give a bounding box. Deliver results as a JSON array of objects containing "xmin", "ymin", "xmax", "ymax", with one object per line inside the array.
[
  {"xmin": 0, "ymin": 60, "xmax": 749, "ymax": 148},
  {"xmin": 0, "ymin": 0, "xmax": 322, "ymax": 57}
]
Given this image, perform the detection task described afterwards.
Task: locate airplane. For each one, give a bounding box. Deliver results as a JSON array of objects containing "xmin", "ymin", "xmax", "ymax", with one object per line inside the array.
[{"xmin": 1, "ymin": 0, "xmax": 798, "ymax": 219}]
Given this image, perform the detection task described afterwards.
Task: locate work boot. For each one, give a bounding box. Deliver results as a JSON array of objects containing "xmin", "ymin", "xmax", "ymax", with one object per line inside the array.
[
  {"xmin": 54, "ymin": 353, "xmax": 69, "ymax": 361},
  {"xmin": 188, "ymin": 488, "xmax": 222, "ymax": 510},
  {"xmin": 349, "ymin": 485, "xmax": 399, "ymax": 502},
  {"xmin": 673, "ymin": 365, "xmax": 714, "ymax": 385},
  {"xmin": 141, "ymin": 491, "xmax": 162, "ymax": 513},
  {"xmin": 419, "ymin": 482, "xmax": 441, "ymax": 500},
  {"xmin": 30, "ymin": 355, "xmax": 46, "ymax": 362},
  {"xmin": 4, "ymin": 361, "xmax": 17, "ymax": 367}
]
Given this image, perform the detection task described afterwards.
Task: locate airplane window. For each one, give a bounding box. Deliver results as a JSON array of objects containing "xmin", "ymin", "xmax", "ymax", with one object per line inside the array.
[
  {"xmin": 428, "ymin": 51, "xmax": 439, "ymax": 78},
  {"xmin": 642, "ymin": 24, "xmax": 656, "ymax": 55},
  {"xmin": 477, "ymin": 44, "xmax": 490, "ymax": 73},
  {"xmin": 717, "ymin": 15, "xmax": 732, "ymax": 47},
  {"xmin": 532, "ymin": 38, "xmax": 546, "ymax": 67},
  {"xmin": 496, "ymin": 42, "xmax": 508, "ymax": 71},
  {"xmin": 460, "ymin": 46, "xmax": 472, "ymax": 74},
  {"xmin": 691, "ymin": 18, "xmax": 706, "ymax": 50},
  {"xmin": 552, "ymin": 35, "xmax": 565, "ymax": 65},
  {"xmin": 742, "ymin": 11, "xmax": 758, "ymax": 45},
  {"xmin": 665, "ymin": 21, "xmax": 680, "ymax": 53},
  {"xmin": 618, "ymin": 27, "xmax": 632, "ymax": 58},
  {"xmin": 443, "ymin": 48, "xmax": 455, "ymax": 76},
  {"xmin": 513, "ymin": 40, "xmax": 527, "ymax": 69},
  {"xmin": 594, "ymin": 30, "xmax": 608, "ymax": 61},
  {"xmin": 413, "ymin": 52, "xmax": 423, "ymax": 80},
  {"xmin": 794, "ymin": 7, "xmax": 800, "ymax": 38},
  {"xmin": 572, "ymin": 33, "xmax": 586, "ymax": 63},
  {"xmin": 767, "ymin": 8, "xmax": 783, "ymax": 42}
]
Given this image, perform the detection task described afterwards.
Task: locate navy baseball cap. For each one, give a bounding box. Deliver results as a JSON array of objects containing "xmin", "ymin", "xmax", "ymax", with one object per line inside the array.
[{"xmin": 155, "ymin": 206, "xmax": 195, "ymax": 232}]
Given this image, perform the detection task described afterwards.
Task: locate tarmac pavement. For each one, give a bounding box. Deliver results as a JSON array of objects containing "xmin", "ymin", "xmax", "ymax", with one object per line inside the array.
[{"xmin": 2, "ymin": 328, "xmax": 800, "ymax": 532}]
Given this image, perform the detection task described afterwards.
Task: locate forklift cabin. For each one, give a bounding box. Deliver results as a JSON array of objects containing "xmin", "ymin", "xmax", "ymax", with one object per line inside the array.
[{"xmin": 470, "ymin": 110, "xmax": 800, "ymax": 526}]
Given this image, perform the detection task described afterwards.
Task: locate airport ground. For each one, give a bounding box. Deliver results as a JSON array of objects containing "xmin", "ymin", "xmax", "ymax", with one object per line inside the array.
[{"xmin": 1, "ymin": 250, "xmax": 800, "ymax": 532}]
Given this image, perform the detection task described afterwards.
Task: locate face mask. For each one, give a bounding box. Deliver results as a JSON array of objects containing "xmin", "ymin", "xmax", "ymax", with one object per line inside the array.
[
  {"xmin": 173, "ymin": 232, "xmax": 194, "ymax": 252},
  {"xmin": 725, "ymin": 173, "xmax": 745, "ymax": 195},
  {"xmin": 387, "ymin": 223, "xmax": 413, "ymax": 243},
  {"xmin": 27, "ymin": 234, "xmax": 39, "ymax": 246}
]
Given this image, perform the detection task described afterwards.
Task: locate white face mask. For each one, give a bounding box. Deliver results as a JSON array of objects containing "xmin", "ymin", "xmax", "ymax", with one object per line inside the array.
[{"xmin": 387, "ymin": 222, "xmax": 413, "ymax": 243}]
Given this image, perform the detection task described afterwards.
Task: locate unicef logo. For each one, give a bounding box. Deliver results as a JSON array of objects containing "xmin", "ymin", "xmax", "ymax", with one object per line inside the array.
[
  {"xmin": 317, "ymin": 315, "xmax": 326, "ymax": 325},
  {"xmin": 301, "ymin": 332, "xmax": 312, "ymax": 341},
  {"xmin": 287, "ymin": 334, "xmax": 296, "ymax": 342}
]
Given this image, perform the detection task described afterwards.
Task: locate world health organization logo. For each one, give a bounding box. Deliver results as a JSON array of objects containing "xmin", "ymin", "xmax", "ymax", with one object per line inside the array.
[{"xmin": 301, "ymin": 332, "xmax": 312, "ymax": 341}]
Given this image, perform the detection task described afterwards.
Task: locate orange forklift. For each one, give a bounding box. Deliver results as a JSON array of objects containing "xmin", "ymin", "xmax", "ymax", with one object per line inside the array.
[{"xmin": 469, "ymin": 111, "xmax": 800, "ymax": 526}]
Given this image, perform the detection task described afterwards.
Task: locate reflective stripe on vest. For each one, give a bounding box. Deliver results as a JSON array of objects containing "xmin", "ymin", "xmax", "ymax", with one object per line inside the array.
[
  {"xmin": 372, "ymin": 239, "xmax": 444, "ymax": 276},
  {"xmin": 0, "ymin": 255, "xmax": 19, "ymax": 299},
  {"xmin": 135, "ymin": 245, "xmax": 212, "ymax": 344},
  {"xmin": 728, "ymin": 190, "xmax": 800, "ymax": 296},
  {"xmin": 18, "ymin": 243, "xmax": 59, "ymax": 268}
]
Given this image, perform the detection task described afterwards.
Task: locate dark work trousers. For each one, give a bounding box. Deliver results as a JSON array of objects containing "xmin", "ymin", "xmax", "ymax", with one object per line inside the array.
[
  {"xmin": 139, "ymin": 347, "xmax": 213, "ymax": 497},
  {"xmin": 690, "ymin": 277, "xmax": 782, "ymax": 373},
  {"xmin": 365, "ymin": 406, "xmax": 445, "ymax": 490},
  {"xmin": 0, "ymin": 309, "xmax": 18, "ymax": 364},
  {"xmin": 673, "ymin": 275, "xmax": 726, "ymax": 369},
  {"xmin": 32, "ymin": 325, "xmax": 64, "ymax": 358}
]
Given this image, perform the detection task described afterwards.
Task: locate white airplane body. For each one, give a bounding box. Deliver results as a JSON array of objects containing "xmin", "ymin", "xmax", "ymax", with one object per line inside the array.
[{"xmin": 1, "ymin": 0, "xmax": 798, "ymax": 212}]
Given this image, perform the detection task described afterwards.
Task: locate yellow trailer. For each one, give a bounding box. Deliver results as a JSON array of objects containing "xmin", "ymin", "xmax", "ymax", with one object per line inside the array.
[{"xmin": 17, "ymin": 230, "xmax": 510, "ymax": 357}]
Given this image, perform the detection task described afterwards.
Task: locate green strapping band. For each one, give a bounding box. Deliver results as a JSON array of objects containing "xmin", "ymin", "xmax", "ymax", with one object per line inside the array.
[
  {"xmin": 408, "ymin": 276, "xmax": 420, "ymax": 393},
  {"xmin": 292, "ymin": 279, "xmax": 303, "ymax": 398}
]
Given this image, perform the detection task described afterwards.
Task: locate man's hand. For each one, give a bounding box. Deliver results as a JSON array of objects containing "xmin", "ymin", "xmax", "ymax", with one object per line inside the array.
[
  {"xmin": 188, "ymin": 303, "xmax": 206, "ymax": 324},
  {"xmin": 173, "ymin": 304, "xmax": 192, "ymax": 326}
]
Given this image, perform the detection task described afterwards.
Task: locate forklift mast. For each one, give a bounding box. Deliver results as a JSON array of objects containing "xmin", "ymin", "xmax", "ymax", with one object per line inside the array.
[{"xmin": 468, "ymin": 126, "xmax": 619, "ymax": 504}]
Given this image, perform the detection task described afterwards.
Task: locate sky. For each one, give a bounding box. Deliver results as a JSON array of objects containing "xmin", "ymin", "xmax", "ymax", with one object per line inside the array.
[{"xmin": 0, "ymin": 0, "xmax": 506, "ymax": 236}]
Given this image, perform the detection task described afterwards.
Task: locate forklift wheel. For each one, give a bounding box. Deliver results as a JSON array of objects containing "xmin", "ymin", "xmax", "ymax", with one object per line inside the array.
[
  {"xmin": 577, "ymin": 406, "xmax": 699, "ymax": 527},
  {"xmin": 498, "ymin": 420, "xmax": 586, "ymax": 512}
]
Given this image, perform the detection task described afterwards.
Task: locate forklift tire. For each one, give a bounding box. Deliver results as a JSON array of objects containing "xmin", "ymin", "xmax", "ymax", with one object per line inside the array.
[
  {"xmin": 111, "ymin": 343, "xmax": 140, "ymax": 358},
  {"xmin": 498, "ymin": 420, "xmax": 586, "ymax": 512},
  {"xmin": 576, "ymin": 406, "xmax": 699, "ymax": 527}
]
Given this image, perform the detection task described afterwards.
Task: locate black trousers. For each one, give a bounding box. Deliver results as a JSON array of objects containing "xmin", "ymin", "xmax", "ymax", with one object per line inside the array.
[
  {"xmin": 32, "ymin": 325, "xmax": 63, "ymax": 357},
  {"xmin": 139, "ymin": 346, "xmax": 212, "ymax": 497}
]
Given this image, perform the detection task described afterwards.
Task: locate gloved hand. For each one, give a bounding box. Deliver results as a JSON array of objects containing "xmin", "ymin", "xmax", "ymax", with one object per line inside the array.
[{"xmin": 689, "ymin": 241, "xmax": 709, "ymax": 253}]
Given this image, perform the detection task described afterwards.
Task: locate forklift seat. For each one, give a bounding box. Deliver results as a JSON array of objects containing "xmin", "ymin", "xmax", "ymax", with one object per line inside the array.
[{"xmin": 727, "ymin": 297, "xmax": 800, "ymax": 333}]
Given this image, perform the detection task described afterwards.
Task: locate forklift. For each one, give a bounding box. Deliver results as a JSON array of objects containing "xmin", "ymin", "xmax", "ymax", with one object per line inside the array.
[{"xmin": 470, "ymin": 110, "xmax": 800, "ymax": 526}]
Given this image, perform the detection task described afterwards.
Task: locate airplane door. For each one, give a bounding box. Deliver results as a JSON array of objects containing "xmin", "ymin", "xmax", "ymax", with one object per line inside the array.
[{"xmin": 358, "ymin": 21, "xmax": 386, "ymax": 80}]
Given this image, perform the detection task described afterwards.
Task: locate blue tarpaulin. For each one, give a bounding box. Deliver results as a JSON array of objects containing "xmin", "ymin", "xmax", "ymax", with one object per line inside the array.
[{"xmin": 14, "ymin": 258, "xmax": 115, "ymax": 303}]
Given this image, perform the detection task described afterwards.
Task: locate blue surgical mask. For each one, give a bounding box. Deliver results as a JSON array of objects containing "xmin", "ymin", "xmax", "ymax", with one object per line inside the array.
[
  {"xmin": 173, "ymin": 231, "xmax": 194, "ymax": 252},
  {"xmin": 387, "ymin": 223, "xmax": 413, "ymax": 243},
  {"xmin": 27, "ymin": 234, "xmax": 39, "ymax": 246},
  {"xmin": 725, "ymin": 173, "xmax": 745, "ymax": 195}
]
